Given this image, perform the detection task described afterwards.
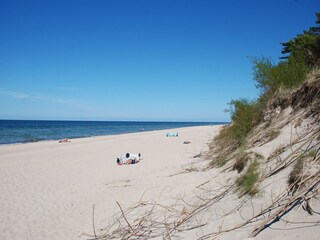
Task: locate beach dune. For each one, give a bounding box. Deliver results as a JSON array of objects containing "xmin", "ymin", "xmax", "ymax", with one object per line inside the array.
[{"xmin": 0, "ymin": 125, "xmax": 220, "ymax": 240}]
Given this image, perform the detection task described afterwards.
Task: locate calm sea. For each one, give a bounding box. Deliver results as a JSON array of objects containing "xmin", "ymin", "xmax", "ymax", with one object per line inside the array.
[{"xmin": 0, "ymin": 120, "xmax": 225, "ymax": 144}]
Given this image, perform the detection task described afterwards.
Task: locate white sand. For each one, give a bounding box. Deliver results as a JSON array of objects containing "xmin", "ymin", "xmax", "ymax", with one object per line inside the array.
[
  {"xmin": 2, "ymin": 123, "xmax": 318, "ymax": 240},
  {"xmin": 0, "ymin": 125, "xmax": 220, "ymax": 240}
]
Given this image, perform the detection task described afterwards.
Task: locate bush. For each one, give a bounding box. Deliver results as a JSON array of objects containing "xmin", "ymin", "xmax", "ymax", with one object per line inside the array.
[
  {"xmin": 228, "ymin": 99, "xmax": 263, "ymax": 142},
  {"xmin": 252, "ymin": 57, "xmax": 309, "ymax": 95}
]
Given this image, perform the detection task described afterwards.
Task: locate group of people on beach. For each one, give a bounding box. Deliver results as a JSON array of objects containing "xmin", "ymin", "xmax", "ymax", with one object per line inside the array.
[{"xmin": 117, "ymin": 153, "xmax": 142, "ymax": 165}]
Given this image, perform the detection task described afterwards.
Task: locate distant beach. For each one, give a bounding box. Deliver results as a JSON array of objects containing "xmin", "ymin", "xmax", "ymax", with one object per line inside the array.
[{"xmin": 0, "ymin": 120, "xmax": 226, "ymax": 144}]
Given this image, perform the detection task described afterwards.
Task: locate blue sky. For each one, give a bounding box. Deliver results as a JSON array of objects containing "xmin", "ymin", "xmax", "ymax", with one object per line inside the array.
[{"xmin": 0, "ymin": 0, "xmax": 318, "ymax": 121}]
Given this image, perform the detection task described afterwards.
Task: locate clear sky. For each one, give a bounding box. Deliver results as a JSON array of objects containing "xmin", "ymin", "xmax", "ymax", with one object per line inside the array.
[{"xmin": 0, "ymin": 0, "xmax": 318, "ymax": 122}]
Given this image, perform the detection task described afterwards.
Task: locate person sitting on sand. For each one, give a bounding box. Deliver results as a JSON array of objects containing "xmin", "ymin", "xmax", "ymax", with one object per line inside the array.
[{"xmin": 117, "ymin": 153, "xmax": 142, "ymax": 165}]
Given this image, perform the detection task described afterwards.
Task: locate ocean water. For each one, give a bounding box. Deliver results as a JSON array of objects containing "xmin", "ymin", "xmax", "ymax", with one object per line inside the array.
[{"xmin": 0, "ymin": 120, "xmax": 225, "ymax": 144}]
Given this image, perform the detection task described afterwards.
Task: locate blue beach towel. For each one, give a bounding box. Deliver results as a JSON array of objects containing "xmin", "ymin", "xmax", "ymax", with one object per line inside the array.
[{"xmin": 166, "ymin": 132, "xmax": 179, "ymax": 137}]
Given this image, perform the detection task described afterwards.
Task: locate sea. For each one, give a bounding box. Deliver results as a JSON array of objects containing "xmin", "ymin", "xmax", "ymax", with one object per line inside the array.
[{"xmin": 0, "ymin": 120, "xmax": 225, "ymax": 145}]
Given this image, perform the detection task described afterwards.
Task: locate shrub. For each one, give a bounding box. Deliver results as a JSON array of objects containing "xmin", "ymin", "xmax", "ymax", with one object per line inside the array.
[
  {"xmin": 252, "ymin": 57, "xmax": 309, "ymax": 95},
  {"xmin": 228, "ymin": 99, "xmax": 263, "ymax": 142}
]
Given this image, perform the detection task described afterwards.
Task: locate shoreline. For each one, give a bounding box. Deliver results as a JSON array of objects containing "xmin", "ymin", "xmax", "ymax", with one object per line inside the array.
[
  {"xmin": 0, "ymin": 124, "xmax": 208, "ymax": 148},
  {"xmin": 0, "ymin": 124, "xmax": 217, "ymax": 148},
  {"xmin": 0, "ymin": 125, "xmax": 222, "ymax": 239},
  {"xmin": 0, "ymin": 121, "xmax": 225, "ymax": 146}
]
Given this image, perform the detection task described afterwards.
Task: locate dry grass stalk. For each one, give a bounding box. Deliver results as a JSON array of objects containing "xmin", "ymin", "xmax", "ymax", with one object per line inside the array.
[{"xmin": 86, "ymin": 111, "xmax": 320, "ymax": 240}]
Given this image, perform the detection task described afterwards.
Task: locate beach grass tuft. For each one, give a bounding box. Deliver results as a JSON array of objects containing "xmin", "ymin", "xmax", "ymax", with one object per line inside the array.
[{"xmin": 236, "ymin": 160, "xmax": 260, "ymax": 196}]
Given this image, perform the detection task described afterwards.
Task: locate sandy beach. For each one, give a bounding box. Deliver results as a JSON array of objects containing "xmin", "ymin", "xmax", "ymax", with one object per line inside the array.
[
  {"xmin": 0, "ymin": 125, "xmax": 220, "ymax": 240},
  {"xmin": 2, "ymin": 2, "xmax": 319, "ymax": 239}
]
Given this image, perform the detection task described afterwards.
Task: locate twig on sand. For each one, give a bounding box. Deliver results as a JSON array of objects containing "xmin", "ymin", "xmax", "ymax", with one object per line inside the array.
[
  {"xmin": 249, "ymin": 179, "xmax": 320, "ymax": 237},
  {"xmin": 116, "ymin": 201, "xmax": 135, "ymax": 234},
  {"xmin": 84, "ymin": 120, "xmax": 320, "ymax": 240},
  {"xmin": 92, "ymin": 204, "xmax": 97, "ymax": 239}
]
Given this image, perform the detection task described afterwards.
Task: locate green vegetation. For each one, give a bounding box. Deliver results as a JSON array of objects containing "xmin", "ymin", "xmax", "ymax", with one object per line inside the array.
[
  {"xmin": 254, "ymin": 152, "xmax": 264, "ymax": 161},
  {"xmin": 236, "ymin": 160, "xmax": 260, "ymax": 196},
  {"xmin": 215, "ymin": 12, "xmax": 320, "ymax": 150},
  {"xmin": 209, "ymin": 13, "xmax": 320, "ymax": 197},
  {"xmin": 227, "ymin": 99, "xmax": 263, "ymax": 142},
  {"xmin": 252, "ymin": 57, "xmax": 309, "ymax": 94},
  {"xmin": 209, "ymin": 125, "xmax": 239, "ymax": 167},
  {"xmin": 252, "ymin": 13, "xmax": 319, "ymax": 97},
  {"xmin": 206, "ymin": 13, "xmax": 320, "ymax": 196},
  {"xmin": 281, "ymin": 12, "xmax": 320, "ymax": 68},
  {"xmin": 233, "ymin": 151, "xmax": 264, "ymax": 174},
  {"xmin": 210, "ymin": 13, "xmax": 320, "ymax": 182}
]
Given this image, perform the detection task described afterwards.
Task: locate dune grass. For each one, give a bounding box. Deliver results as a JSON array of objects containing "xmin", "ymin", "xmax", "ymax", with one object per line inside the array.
[{"xmin": 236, "ymin": 160, "xmax": 260, "ymax": 196}]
